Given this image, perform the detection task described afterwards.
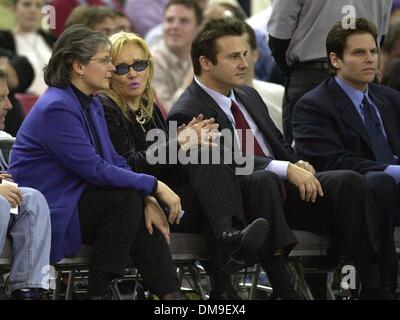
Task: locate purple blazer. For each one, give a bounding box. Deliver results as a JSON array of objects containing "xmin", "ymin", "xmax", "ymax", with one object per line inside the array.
[{"xmin": 9, "ymin": 86, "xmax": 157, "ymax": 262}]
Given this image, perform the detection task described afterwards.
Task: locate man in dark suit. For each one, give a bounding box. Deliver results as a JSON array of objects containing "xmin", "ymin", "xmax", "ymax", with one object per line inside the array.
[
  {"xmin": 168, "ymin": 17, "xmax": 397, "ymax": 299},
  {"xmin": 293, "ymin": 18, "xmax": 399, "ymax": 298}
]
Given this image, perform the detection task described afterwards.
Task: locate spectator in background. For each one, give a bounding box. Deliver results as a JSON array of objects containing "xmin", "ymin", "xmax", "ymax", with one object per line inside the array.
[
  {"xmin": 0, "ymin": 0, "xmax": 16, "ymax": 30},
  {"xmin": 145, "ymin": 0, "xmax": 208, "ymax": 49},
  {"xmin": 246, "ymin": 6, "xmax": 284, "ymax": 84},
  {"xmin": 0, "ymin": 0, "xmax": 56, "ymax": 97},
  {"xmin": 124, "ymin": 0, "xmax": 169, "ymax": 37},
  {"xmin": 203, "ymin": 1, "xmax": 245, "ymax": 21},
  {"xmin": 268, "ymin": 0, "xmax": 393, "ymax": 144},
  {"xmin": 382, "ymin": 58, "xmax": 400, "ymax": 92},
  {"xmin": 391, "ymin": 0, "xmax": 400, "ymax": 20},
  {"xmin": 0, "ymin": 48, "xmax": 33, "ymax": 136},
  {"xmin": 51, "ymin": 0, "xmax": 123, "ymax": 37},
  {"xmin": 113, "ymin": 10, "xmax": 131, "ymax": 33},
  {"xmin": 151, "ymin": 0, "xmax": 202, "ymax": 113},
  {"xmin": 243, "ymin": 23, "xmax": 284, "ymax": 133},
  {"xmin": 380, "ymin": 19, "xmax": 400, "ymax": 81},
  {"xmin": 65, "ymin": 5, "xmax": 117, "ymax": 36}
]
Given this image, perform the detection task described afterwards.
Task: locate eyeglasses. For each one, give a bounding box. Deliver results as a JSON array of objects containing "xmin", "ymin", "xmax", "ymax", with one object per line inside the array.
[
  {"xmin": 89, "ymin": 56, "xmax": 113, "ymax": 65},
  {"xmin": 114, "ymin": 60, "xmax": 149, "ymax": 75}
]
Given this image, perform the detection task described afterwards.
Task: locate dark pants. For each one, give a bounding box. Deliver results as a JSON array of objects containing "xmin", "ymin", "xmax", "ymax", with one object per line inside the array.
[
  {"xmin": 364, "ymin": 172, "xmax": 399, "ymax": 293},
  {"xmin": 168, "ymin": 162, "xmax": 245, "ymax": 232},
  {"xmin": 286, "ymin": 170, "xmax": 398, "ymax": 292},
  {"xmin": 78, "ymin": 188, "xmax": 178, "ymax": 296},
  {"xmin": 239, "ymin": 170, "xmax": 298, "ymax": 258},
  {"xmin": 283, "ymin": 66, "xmax": 329, "ymax": 144}
]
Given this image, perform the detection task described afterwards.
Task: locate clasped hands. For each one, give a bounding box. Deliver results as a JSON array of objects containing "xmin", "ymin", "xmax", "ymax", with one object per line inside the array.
[{"xmin": 177, "ymin": 114, "xmax": 221, "ymax": 152}]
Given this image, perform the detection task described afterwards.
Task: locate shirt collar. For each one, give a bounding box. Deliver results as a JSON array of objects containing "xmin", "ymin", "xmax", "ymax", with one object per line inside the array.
[
  {"xmin": 71, "ymin": 84, "xmax": 93, "ymax": 110},
  {"xmin": 194, "ymin": 76, "xmax": 239, "ymax": 113},
  {"xmin": 334, "ymin": 76, "xmax": 371, "ymax": 109}
]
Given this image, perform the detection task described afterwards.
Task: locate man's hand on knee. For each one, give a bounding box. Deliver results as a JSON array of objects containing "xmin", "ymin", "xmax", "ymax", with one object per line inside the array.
[{"xmin": 287, "ymin": 163, "xmax": 323, "ymax": 202}]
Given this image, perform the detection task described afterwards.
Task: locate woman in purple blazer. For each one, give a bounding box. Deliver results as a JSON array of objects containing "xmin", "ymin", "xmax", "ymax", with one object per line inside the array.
[{"xmin": 8, "ymin": 24, "xmax": 186, "ymax": 300}]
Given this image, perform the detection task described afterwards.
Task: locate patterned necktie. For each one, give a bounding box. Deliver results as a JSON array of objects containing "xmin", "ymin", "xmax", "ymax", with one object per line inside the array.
[
  {"xmin": 230, "ymin": 100, "xmax": 266, "ymax": 157},
  {"xmin": 361, "ymin": 96, "xmax": 396, "ymax": 165}
]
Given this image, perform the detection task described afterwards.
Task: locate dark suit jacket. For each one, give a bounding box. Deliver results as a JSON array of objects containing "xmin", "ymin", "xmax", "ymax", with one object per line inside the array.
[
  {"xmin": 293, "ymin": 77, "xmax": 400, "ymax": 173},
  {"xmin": 168, "ymin": 80, "xmax": 298, "ymax": 169}
]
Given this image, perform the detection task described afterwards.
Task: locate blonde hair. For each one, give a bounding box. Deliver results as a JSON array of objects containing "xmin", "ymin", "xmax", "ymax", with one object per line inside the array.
[{"xmin": 103, "ymin": 31, "xmax": 154, "ymax": 122}]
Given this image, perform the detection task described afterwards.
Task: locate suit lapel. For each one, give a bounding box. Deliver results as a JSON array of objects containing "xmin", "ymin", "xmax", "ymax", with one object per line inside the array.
[
  {"xmin": 90, "ymin": 98, "xmax": 110, "ymax": 159},
  {"xmin": 234, "ymin": 87, "xmax": 286, "ymax": 157},
  {"xmin": 191, "ymin": 81, "xmax": 234, "ymax": 131},
  {"xmin": 328, "ymin": 79, "xmax": 372, "ymax": 149}
]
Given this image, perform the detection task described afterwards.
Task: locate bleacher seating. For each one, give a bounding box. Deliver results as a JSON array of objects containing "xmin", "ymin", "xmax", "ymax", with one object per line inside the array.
[{"xmin": 1, "ymin": 228, "xmax": 400, "ymax": 299}]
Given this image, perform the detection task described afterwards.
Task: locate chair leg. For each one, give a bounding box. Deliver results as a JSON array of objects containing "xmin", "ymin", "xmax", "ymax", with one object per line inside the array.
[
  {"xmin": 187, "ymin": 264, "xmax": 208, "ymax": 300},
  {"xmin": 287, "ymin": 258, "xmax": 314, "ymax": 300},
  {"xmin": 52, "ymin": 271, "xmax": 62, "ymax": 300},
  {"xmin": 65, "ymin": 270, "xmax": 76, "ymax": 300},
  {"xmin": 249, "ymin": 264, "xmax": 261, "ymax": 300}
]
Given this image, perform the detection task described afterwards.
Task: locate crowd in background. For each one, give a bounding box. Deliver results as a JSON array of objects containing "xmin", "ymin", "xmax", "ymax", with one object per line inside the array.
[{"xmin": 1, "ymin": 0, "xmax": 400, "ymax": 300}]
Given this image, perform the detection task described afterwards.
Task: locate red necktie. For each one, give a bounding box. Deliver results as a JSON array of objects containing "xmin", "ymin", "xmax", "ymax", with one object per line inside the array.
[
  {"xmin": 231, "ymin": 100, "xmax": 287, "ymax": 200},
  {"xmin": 230, "ymin": 100, "xmax": 266, "ymax": 157}
]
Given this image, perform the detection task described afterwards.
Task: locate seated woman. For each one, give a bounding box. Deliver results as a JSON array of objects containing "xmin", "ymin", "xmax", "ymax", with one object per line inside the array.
[
  {"xmin": 97, "ymin": 32, "xmax": 269, "ymax": 299},
  {"xmin": 8, "ymin": 24, "xmax": 186, "ymax": 300}
]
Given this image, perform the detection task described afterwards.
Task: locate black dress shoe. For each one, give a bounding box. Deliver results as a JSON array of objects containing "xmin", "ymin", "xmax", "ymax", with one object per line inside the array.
[
  {"xmin": 10, "ymin": 289, "xmax": 47, "ymax": 300},
  {"xmin": 209, "ymin": 289, "xmax": 242, "ymax": 300},
  {"xmin": 161, "ymin": 292, "xmax": 188, "ymax": 300},
  {"xmin": 221, "ymin": 218, "xmax": 269, "ymax": 275}
]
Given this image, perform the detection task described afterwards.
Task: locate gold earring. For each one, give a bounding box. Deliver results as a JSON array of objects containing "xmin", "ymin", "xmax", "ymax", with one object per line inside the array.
[{"xmin": 79, "ymin": 72, "xmax": 84, "ymax": 78}]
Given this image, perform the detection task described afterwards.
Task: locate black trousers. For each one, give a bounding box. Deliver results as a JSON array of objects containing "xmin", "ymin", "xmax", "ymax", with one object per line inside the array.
[
  {"xmin": 285, "ymin": 170, "xmax": 397, "ymax": 284},
  {"xmin": 283, "ymin": 66, "xmax": 329, "ymax": 144},
  {"xmin": 167, "ymin": 162, "xmax": 245, "ymax": 233},
  {"xmin": 239, "ymin": 170, "xmax": 298, "ymax": 258},
  {"xmin": 78, "ymin": 188, "xmax": 178, "ymax": 296},
  {"xmin": 364, "ymin": 172, "xmax": 399, "ymax": 292}
]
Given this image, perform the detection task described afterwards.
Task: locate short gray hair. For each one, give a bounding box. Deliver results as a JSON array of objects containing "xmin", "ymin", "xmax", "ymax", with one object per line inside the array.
[{"xmin": 44, "ymin": 24, "xmax": 111, "ymax": 87}]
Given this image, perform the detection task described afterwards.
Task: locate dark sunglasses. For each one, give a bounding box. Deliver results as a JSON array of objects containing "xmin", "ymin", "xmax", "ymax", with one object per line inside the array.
[{"xmin": 114, "ymin": 60, "xmax": 149, "ymax": 75}]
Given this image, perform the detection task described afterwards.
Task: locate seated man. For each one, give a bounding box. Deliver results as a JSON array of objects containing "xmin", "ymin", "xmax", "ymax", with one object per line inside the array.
[
  {"xmin": 168, "ymin": 18, "xmax": 395, "ymax": 299},
  {"xmin": 292, "ymin": 18, "xmax": 399, "ymax": 297},
  {"xmin": 0, "ymin": 69, "xmax": 51, "ymax": 300}
]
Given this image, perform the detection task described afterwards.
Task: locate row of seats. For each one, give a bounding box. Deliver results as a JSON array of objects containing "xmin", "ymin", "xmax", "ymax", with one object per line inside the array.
[{"xmin": 1, "ymin": 228, "xmax": 400, "ymax": 299}]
